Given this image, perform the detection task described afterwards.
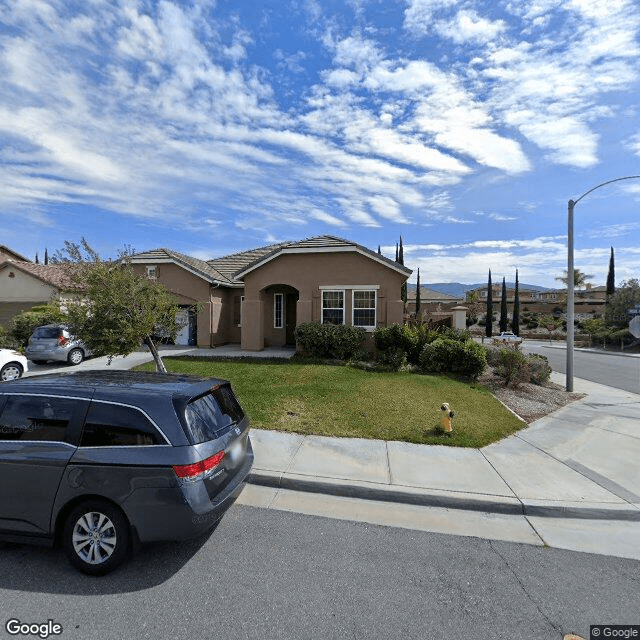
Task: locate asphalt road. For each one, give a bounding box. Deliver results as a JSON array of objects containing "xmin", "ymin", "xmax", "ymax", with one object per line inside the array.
[
  {"xmin": 523, "ymin": 340, "xmax": 640, "ymax": 394},
  {"xmin": 1, "ymin": 505, "xmax": 638, "ymax": 640}
]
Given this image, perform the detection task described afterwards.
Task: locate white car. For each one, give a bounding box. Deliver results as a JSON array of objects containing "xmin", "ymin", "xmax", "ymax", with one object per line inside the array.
[
  {"xmin": 493, "ymin": 332, "xmax": 523, "ymax": 343},
  {"xmin": 0, "ymin": 349, "xmax": 28, "ymax": 381}
]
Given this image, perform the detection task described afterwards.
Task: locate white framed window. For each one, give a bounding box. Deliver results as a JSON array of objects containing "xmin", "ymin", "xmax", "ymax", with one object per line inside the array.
[
  {"xmin": 274, "ymin": 293, "xmax": 284, "ymax": 329},
  {"xmin": 352, "ymin": 290, "xmax": 376, "ymax": 328},
  {"xmin": 146, "ymin": 266, "xmax": 157, "ymax": 279},
  {"xmin": 322, "ymin": 290, "xmax": 344, "ymax": 325}
]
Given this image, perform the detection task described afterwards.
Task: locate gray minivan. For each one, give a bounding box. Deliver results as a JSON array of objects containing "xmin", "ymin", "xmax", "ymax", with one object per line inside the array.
[
  {"xmin": 25, "ymin": 324, "xmax": 91, "ymax": 365},
  {"xmin": 0, "ymin": 371, "xmax": 253, "ymax": 575}
]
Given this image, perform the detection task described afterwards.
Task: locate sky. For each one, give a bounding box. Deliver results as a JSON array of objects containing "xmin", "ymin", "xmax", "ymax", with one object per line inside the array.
[{"xmin": 1, "ymin": 0, "xmax": 640, "ymax": 288}]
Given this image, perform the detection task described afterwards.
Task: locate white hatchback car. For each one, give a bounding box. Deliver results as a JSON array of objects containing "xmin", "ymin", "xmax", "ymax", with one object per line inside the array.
[{"xmin": 0, "ymin": 349, "xmax": 28, "ymax": 381}]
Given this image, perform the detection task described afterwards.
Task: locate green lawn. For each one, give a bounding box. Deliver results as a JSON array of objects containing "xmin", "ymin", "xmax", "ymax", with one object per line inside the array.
[{"xmin": 137, "ymin": 357, "xmax": 525, "ymax": 448}]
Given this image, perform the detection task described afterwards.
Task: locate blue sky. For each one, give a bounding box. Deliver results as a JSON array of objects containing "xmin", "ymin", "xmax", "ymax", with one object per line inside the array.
[{"xmin": 1, "ymin": 0, "xmax": 639, "ymax": 288}]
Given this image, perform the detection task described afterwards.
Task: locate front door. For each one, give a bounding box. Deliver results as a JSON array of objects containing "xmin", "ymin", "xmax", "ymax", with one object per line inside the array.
[{"xmin": 285, "ymin": 293, "xmax": 298, "ymax": 345}]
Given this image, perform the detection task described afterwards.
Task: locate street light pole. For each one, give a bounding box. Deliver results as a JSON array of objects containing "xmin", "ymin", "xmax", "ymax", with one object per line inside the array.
[{"xmin": 566, "ymin": 175, "xmax": 640, "ymax": 392}]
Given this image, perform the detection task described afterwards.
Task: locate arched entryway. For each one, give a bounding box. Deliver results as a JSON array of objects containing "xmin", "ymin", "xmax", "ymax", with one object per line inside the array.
[{"xmin": 261, "ymin": 284, "xmax": 299, "ymax": 347}]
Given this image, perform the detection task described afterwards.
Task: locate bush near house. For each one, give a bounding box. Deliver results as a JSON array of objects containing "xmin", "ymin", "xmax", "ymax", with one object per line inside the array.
[
  {"xmin": 9, "ymin": 303, "xmax": 66, "ymax": 347},
  {"xmin": 294, "ymin": 322, "xmax": 366, "ymax": 360},
  {"xmin": 373, "ymin": 324, "xmax": 486, "ymax": 379},
  {"xmin": 419, "ymin": 338, "xmax": 487, "ymax": 379}
]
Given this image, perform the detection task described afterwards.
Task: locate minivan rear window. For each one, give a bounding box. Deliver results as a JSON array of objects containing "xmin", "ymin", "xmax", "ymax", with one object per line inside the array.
[
  {"xmin": 32, "ymin": 326, "xmax": 62, "ymax": 339},
  {"xmin": 183, "ymin": 385, "xmax": 244, "ymax": 443}
]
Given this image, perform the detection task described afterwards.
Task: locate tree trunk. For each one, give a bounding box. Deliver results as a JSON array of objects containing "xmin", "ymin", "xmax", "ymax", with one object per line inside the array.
[{"xmin": 145, "ymin": 336, "xmax": 167, "ymax": 373}]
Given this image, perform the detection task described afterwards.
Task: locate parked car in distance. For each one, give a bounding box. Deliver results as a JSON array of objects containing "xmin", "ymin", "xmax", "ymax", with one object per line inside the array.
[
  {"xmin": 0, "ymin": 349, "xmax": 28, "ymax": 381},
  {"xmin": 0, "ymin": 370, "xmax": 253, "ymax": 575},
  {"xmin": 25, "ymin": 324, "xmax": 91, "ymax": 365},
  {"xmin": 493, "ymin": 331, "xmax": 523, "ymax": 343}
]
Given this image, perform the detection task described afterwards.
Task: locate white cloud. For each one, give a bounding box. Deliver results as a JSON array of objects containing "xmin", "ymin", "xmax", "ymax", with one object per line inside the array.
[
  {"xmin": 435, "ymin": 9, "xmax": 507, "ymax": 45},
  {"xmin": 403, "ymin": 0, "xmax": 458, "ymax": 35}
]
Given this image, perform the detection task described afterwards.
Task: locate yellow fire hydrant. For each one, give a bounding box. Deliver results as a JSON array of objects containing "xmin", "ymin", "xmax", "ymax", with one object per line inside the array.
[{"xmin": 441, "ymin": 403, "xmax": 454, "ymax": 432}]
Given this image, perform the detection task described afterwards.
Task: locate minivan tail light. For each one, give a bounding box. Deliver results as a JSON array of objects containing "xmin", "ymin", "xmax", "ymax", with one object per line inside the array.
[
  {"xmin": 174, "ymin": 451, "xmax": 225, "ymax": 481},
  {"xmin": 58, "ymin": 336, "xmax": 68, "ymax": 346}
]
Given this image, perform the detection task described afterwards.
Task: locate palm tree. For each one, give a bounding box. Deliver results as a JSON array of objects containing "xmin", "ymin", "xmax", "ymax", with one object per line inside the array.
[{"xmin": 556, "ymin": 268, "xmax": 594, "ymax": 290}]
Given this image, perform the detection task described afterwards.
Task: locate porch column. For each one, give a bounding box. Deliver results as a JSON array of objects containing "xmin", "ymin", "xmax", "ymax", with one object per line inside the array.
[{"xmin": 241, "ymin": 298, "xmax": 264, "ymax": 351}]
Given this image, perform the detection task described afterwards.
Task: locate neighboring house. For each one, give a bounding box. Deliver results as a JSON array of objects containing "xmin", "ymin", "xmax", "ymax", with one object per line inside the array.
[
  {"xmin": 130, "ymin": 235, "xmax": 411, "ymax": 350},
  {"xmin": 0, "ymin": 262, "xmax": 74, "ymax": 326},
  {"xmin": 0, "ymin": 245, "xmax": 31, "ymax": 263},
  {"xmin": 465, "ymin": 283, "xmax": 608, "ymax": 319},
  {"xmin": 406, "ymin": 287, "xmax": 463, "ymax": 317}
]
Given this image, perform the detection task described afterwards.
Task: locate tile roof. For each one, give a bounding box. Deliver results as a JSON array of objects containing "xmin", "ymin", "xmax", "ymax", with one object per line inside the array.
[
  {"xmin": 230, "ymin": 235, "xmax": 412, "ymax": 279},
  {"xmin": 0, "ymin": 261, "xmax": 79, "ymax": 290},
  {"xmin": 131, "ymin": 236, "xmax": 411, "ymax": 285},
  {"xmin": 408, "ymin": 287, "xmax": 462, "ymax": 301},
  {"xmin": 129, "ymin": 248, "xmax": 232, "ymax": 284},
  {"xmin": 0, "ymin": 245, "xmax": 31, "ymax": 262}
]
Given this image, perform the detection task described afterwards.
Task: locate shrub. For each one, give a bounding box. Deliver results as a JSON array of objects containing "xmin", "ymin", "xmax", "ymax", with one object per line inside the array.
[
  {"xmin": 494, "ymin": 348, "xmax": 529, "ymax": 388},
  {"xmin": 419, "ymin": 337, "xmax": 487, "ymax": 380},
  {"xmin": 526, "ymin": 353, "xmax": 551, "ymax": 385},
  {"xmin": 457, "ymin": 340, "xmax": 488, "ymax": 379},
  {"xmin": 294, "ymin": 322, "xmax": 365, "ymax": 360},
  {"xmin": 419, "ymin": 338, "xmax": 457, "ymax": 373},
  {"xmin": 375, "ymin": 346, "xmax": 407, "ymax": 371},
  {"xmin": 0, "ymin": 325, "xmax": 20, "ymax": 350},
  {"xmin": 373, "ymin": 323, "xmax": 437, "ymax": 365},
  {"xmin": 10, "ymin": 303, "xmax": 65, "ymax": 347}
]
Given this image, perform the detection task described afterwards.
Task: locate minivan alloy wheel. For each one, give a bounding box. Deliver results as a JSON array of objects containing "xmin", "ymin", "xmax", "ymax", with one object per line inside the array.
[{"xmin": 63, "ymin": 501, "xmax": 130, "ymax": 575}]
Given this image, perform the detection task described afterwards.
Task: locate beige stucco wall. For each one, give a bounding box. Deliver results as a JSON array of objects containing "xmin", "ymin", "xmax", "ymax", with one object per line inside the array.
[
  {"xmin": 240, "ymin": 251, "xmax": 407, "ymax": 350},
  {"xmin": 0, "ymin": 267, "xmax": 57, "ymax": 327},
  {"xmin": 0, "ymin": 267, "xmax": 57, "ymax": 302},
  {"xmin": 133, "ymin": 263, "xmax": 243, "ymax": 347}
]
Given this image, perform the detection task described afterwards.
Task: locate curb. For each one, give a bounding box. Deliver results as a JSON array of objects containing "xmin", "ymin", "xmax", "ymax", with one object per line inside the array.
[{"xmin": 247, "ymin": 472, "xmax": 640, "ymax": 522}]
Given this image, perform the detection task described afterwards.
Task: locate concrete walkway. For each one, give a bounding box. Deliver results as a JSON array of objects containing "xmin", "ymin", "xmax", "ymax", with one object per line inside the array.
[{"xmin": 25, "ymin": 346, "xmax": 640, "ymax": 559}]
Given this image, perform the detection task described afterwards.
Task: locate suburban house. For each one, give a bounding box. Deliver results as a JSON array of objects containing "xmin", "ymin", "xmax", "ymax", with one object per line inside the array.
[
  {"xmin": 0, "ymin": 261, "xmax": 75, "ymax": 327},
  {"xmin": 129, "ymin": 235, "xmax": 412, "ymax": 351},
  {"xmin": 405, "ymin": 287, "xmax": 463, "ymax": 317}
]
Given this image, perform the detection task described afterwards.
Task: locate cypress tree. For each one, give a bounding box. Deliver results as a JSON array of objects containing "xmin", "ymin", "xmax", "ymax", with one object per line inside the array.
[
  {"xmin": 415, "ymin": 268, "xmax": 421, "ymax": 319},
  {"xmin": 486, "ymin": 270, "xmax": 493, "ymax": 338},
  {"xmin": 499, "ymin": 277, "xmax": 508, "ymax": 332},
  {"xmin": 395, "ymin": 243, "xmax": 398, "ymax": 262},
  {"xmin": 606, "ymin": 247, "xmax": 615, "ymax": 298},
  {"xmin": 399, "ymin": 237, "xmax": 407, "ymax": 304},
  {"xmin": 35, "ymin": 252, "xmax": 39, "ymax": 264},
  {"xmin": 44, "ymin": 248, "xmax": 49, "ymax": 265},
  {"xmin": 511, "ymin": 270, "xmax": 520, "ymax": 336},
  {"xmin": 377, "ymin": 245, "xmax": 381, "ymax": 255}
]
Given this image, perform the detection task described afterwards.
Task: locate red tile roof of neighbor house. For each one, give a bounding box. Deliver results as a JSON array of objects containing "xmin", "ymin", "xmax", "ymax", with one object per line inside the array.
[
  {"xmin": 132, "ymin": 236, "xmax": 411, "ymax": 286},
  {"xmin": 0, "ymin": 261, "xmax": 80, "ymax": 290}
]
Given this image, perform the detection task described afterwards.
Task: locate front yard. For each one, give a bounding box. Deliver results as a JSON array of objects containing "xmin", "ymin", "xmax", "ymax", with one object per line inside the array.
[{"xmin": 137, "ymin": 357, "xmax": 526, "ymax": 448}]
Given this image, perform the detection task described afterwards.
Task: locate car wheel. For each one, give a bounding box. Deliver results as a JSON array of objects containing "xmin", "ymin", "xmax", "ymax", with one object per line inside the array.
[
  {"xmin": 67, "ymin": 348, "xmax": 84, "ymax": 365},
  {"xmin": 62, "ymin": 501, "xmax": 130, "ymax": 575},
  {"xmin": 0, "ymin": 362, "xmax": 23, "ymax": 381}
]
